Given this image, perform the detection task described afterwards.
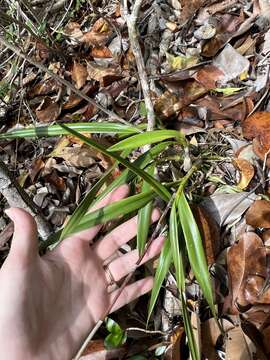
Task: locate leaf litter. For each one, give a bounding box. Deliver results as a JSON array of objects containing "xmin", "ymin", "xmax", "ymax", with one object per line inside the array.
[{"xmin": 3, "ymin": 0, "xmax": 270, "ymax": 358}]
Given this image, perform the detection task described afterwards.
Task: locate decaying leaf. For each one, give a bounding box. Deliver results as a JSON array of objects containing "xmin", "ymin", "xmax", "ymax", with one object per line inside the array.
[
  {"xmin": 87, "ymin": 62, "xmax": 122, "ymax": 87},
  {"xmin": 193, "ymin": 65, "xmax": 225, "ymax": 89},
  {"xmin": 213, "ymin": 44, "xmax": 250, "ymax": 83},
  {"xmin": 201, "ymin": 192, "xmax": 256, "ymax": 226},
  {"xmin": 227, "ymin": 232, "xmax": 267, "ymax": 313},
  {"xmin": 233, "ymin": 158, "xmax": 254, "ymax": 190},
  {"xmin": 225, "ymin": 326, "xmax": 255, "ymax": 360},
  {"xmin": 81, "ymin": 18, "xmax": 112, "ymax": 46},
  {"xmin": 242, "ymin": 112, "xmax": 270, "ymax": 164},
  {"xmin": 246, "ymin": 200, "xmax": 270, "ymax": 228},
  {"xmin": 71, "ymin": 62, "xmax": 88, "ymax": 89},
  {"xmin": 166, "ymin": 53, "xmax": 199, "ymax": 70},
  {"xmin": 35, "ymin": 97, "xmax": 61, "ymax": 123},
  {"xmin": 192, "ymin": 205, "xmax": 220, "ymax": 265}
]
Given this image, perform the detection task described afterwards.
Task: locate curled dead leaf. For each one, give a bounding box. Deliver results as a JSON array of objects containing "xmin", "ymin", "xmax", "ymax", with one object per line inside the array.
[
  {"xmin": 71, "ymin": 62, "xmax": 88, "ymax": 89},
  {"xmin": 233, "ymin": 158, "xmax": 254, "ymax": 189},
  {"xmin": 246, "ymin": 200, "xmax": 270, "ymax": 228},
  {"xmin": 35, "ymin": 97, "xmax": 61, "ymax": 123},
  {"xmin": 81, "ymin": 18, "xmax": 112, "ymax": 46}
]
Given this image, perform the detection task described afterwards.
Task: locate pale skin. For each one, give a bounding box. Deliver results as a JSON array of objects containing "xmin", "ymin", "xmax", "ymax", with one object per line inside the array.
[{"xmin": 0, "ymin": 185, "xmax": 164, "ymax": 359}]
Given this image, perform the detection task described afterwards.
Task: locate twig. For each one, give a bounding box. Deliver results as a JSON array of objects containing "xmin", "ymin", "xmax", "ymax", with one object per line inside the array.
[
  {"xmin": 0, "ymin": 160, "xmax": 51, "ymax": 239},
  {"xmin": 0, "ymin": 36, "xmax": 138, "ymax": 128},
  {"xmin": 123, "ymin": 0, "xmax": 155, "ymax": 132}
]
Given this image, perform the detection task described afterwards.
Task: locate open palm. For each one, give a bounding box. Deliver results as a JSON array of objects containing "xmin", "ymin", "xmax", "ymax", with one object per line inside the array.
[{"xmin": 0, "ymin": 185, "xmax": 163, "ymax": 360}]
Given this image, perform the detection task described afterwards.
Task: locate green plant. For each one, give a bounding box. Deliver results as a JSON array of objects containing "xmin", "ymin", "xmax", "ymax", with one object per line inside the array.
[{"xmin": 4, "ymin": 122, "xmax": 216, "ymax": 359}]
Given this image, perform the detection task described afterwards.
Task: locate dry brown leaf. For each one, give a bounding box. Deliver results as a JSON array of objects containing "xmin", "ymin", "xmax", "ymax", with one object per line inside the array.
[
  {"xmin": 193, "ymin": 65, "xmax": 225, "ymax": 89},
  {"xmin": 71, "ymin": 62, "xmax": 88, "ymax": 89},
  {"xmin": 225, "ymin": 326, "xmax": 255, "ymax": 360},
  {"xmin": 63, "ymin": 83, "xmax": 98, "ymax": 109},
  {"xmin": 29, "ymin": 158, "xmax": 45, "ymax": 182},
  {"xmin": 246, "ymin": 200, "xmax": 270, "ymax": 228},
  {"xmin": 192, "ymin": 205, "xmax": 220, "ymax": 265},
  {"xmin": 180, "ymin": 0, "xmax": 208, "ymax": 21},
  {"xmin": 44, "ymin": 170, "xmax": 66, "ymax": 191},
  {"xmin": 164, "ymin": 326, "xmax": 184, "ymax": 359},
  {"xmin": 242, "ymin": 112, "xmax": 270, "ymax": 164},
  {"xmin": 87, "ymin": 62, "xmax": 121, "ymax": 87},
  {"xmin": 90, "ymin": 46, "xmax": 112, "ymax": 58},
  {"xmin": 30, "ymin": 78, "xmax": 60, "ymax": 97},
  {"xmin": 81, "ymin": 339, "xmax": 127, "ymax": 359},
  {"xmin": 81, "ymin": 18, "xmax": 112, "ymax": 46},
  {"xmin": 227, "ymin": 233, "xmax": 266, "ymax": 312},
  {"xmin": 35, "ymin": 97, "xmax": 61, "ymax": 123},
  {"xmin": 233, "ymin": 158, "xmax": 254, "ymax": 189},
  {"xmin": 201, "ymin": 318, "xmax": 234, "ymax": 360},
  {"xmin": 52, "ymin": 145, "xmax": 97, "ymax": 167},
  {"xmin": 64, "ymin": 22, "xmax": 83, "ymax": 41}
]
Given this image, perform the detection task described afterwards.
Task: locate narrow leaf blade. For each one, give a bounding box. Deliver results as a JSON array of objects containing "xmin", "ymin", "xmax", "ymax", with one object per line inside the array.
[
  {"xmin": 108, "ymin": 130, "xmax": 184, "ymax": 152},
  {"xmin": 71, "ymin": 191, "xmax": 155, "ymax": 235},
  {"xmin": 60, "ymin": 124, "xmax": 171, "ymax": 202},
  {"xmin": 177, "ymin": 192, "xmax": 215, "ymax": 315},
  {"xmin": 147, "ymin": 238, "xmax": 172, "ymax": 323},
  {"xmin": 137, "ymin": 164, "xmax": 155, "ymax": 255}
]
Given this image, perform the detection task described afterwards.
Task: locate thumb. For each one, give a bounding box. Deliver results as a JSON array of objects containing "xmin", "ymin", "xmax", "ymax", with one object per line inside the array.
[{"xmin": 5, "ymin": 208, "xmax": 38, "ymax": 261}]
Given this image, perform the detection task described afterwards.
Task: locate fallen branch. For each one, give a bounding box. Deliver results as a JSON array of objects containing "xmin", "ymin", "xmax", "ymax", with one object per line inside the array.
[
  {"xmin": 0, "ymin": 160, "xmax": 51, "ymax": 239},
  {"xmin": 123, "ymin": 0, "xmax": 156, "ymax": 132},
  {"xmin": 0, "ymin": 36, "xmax": 134, "ymax": 127}
]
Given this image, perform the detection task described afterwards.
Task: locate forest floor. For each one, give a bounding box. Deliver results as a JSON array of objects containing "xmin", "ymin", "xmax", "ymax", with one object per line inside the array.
[{"xmin": 1, "ymin": 0, "xmax": 270, "ymax": 359}]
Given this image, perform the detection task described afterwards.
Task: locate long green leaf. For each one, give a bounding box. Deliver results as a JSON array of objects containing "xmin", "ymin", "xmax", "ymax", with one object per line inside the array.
[
  {"xmin": 108, "ymin": 130, "xmax": 185, "ymax": 152},
  {"xmin": 177, "ymin": 192, "xmax": 215, "ymax": 315},
  {"xmin": 70, "ymin": 191, "xmax": 156, "ymax": 235},
  {"xmin": 181, "ymin": 292, "xmax": 200, "ymax": 360},
  {"xmin": 60, "ymin": 124, "xmax": 171, "ymax": 202},
  {"xmin": 60, "ymin": 166, "xmax": 115, "ymax": 240},
  {"xmin": 93, "ymin": 141, "xmax": 176, "ymax": 205},
  {"xmin": 0, "ymin": 122, "xmax": 142, "ymax": 139},
  {"xmin": 137, "ymin": 164, "xmax": 154, "ymax": 255},
  {"xmin": 169, "ymin": 203, "xmax": 200, "ymax": 360},
  {"xmin": 147, "ymin": 238, "xmax": 172, "ymax": 323},
  {"xmin": 169, "ymin": 202, "xmax": 185, "ymax": 290}
]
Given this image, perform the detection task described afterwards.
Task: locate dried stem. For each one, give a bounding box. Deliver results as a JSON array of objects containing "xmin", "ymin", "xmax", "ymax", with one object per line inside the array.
[{"xmin": 123, "ymin": 0, "xmax": 156, "ymax": 132}]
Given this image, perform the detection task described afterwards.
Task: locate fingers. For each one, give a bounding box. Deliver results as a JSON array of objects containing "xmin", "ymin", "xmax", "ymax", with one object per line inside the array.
[
  {"xmin": 67, "ymin": 184, "xmax": 130, "ymax": 243},
  {"xmin": 105, "ymin": 236, "xmax": 164, "ymax": 282},
  {"xmin": 5, "ymin": 208, "xmax": 38, "ymax": 262},
  {"xmin": 109, "ymin": 276, "xmax": 153, "ymax": 313},
  {"xmin": 93, "ymin": 208, "xmax": 160, "ymax": 261}
]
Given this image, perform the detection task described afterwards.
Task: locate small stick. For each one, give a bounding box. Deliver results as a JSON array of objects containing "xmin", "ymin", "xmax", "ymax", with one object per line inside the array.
[
  {"xmin": 123, "ymin": 0, "xmax": 155, "ymax": 132},
  {"xmin": 0, "ymin": 36, "xmax": 136, "ymax": 128}
]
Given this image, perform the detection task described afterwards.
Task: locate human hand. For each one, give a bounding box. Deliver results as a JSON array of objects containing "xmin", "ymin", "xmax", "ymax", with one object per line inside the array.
[{"xmin": 0, "ymin": 185, "xmax": 163, "ymax": 360}]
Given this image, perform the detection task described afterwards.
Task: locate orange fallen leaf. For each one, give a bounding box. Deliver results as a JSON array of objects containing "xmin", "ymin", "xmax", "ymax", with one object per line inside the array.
[
  {"xmin": 90, "ymin": 46, "xmax": 112, "ymax": 58},
  {"xmin": 242, "ymin": 112, "xmax": 270, "ymax": 164},
  {"xmin": 193, "ymin": 65, "xmax": 225, "ymax": 89},
  {"xmin": 246, "ymin": 200, "xmax": 270, "ymax": 228},
  {"xmin": 35, "ymin": 97, "xmax": 61, "ymax": 123},
  {"xmin": 233, "ymin": 158, "xmax": 254, "ymax": 189},
  {"xmin": 81, "ymin": 18, "xmax": 112, "ymax": 46},
  {"xmin": 71, "ymin": 62, "xmax": 88, "ymax": 89}
]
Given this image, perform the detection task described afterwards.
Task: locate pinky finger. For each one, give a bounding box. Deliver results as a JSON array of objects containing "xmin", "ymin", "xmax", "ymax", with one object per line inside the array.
[{"xmin": 109, "ymin": 276, "xmax": 153, "ymax": 313}]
